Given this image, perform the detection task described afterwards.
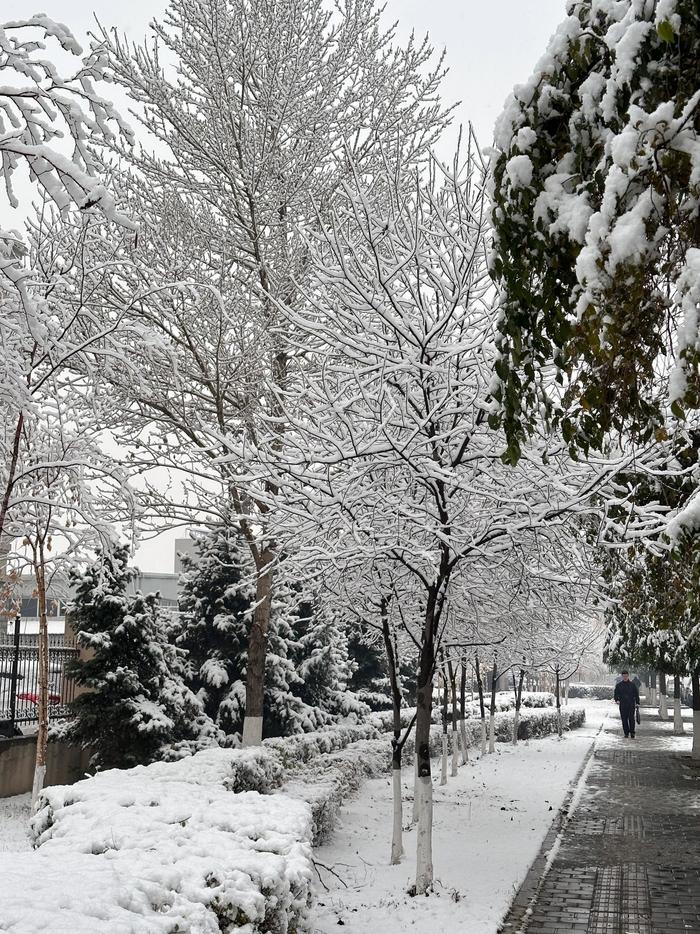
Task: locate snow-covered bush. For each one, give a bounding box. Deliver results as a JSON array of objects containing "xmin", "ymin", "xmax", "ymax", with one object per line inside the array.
[
  {"xmin": 13, "ymin": 749, "xmax": 313, "ymax": 933},
  {"xmin": 283, "ymin": 739, "xmax": 391, "ymax": 844},
  {"xmin": 368, "ymin": 691, "xmax": 555, "ymax": 732},
  {"xmin": 263, "ymin": 722, "xmax": 379, "ymax": 768},
  {"xmin": 568, "ymin": 683, "xmax": 615, "ymax": 700}
]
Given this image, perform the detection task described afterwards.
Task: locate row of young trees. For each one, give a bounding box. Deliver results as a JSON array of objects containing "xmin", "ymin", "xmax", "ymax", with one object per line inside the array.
[{"xmin": 2, "ymin": 0, "xmax": 697, "ymax": 897}]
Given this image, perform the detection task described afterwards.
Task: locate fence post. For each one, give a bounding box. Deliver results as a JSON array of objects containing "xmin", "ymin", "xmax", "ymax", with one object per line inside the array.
[{"xmin": 9, "ymin": 614, "xmax": 21, "ymax": 732}]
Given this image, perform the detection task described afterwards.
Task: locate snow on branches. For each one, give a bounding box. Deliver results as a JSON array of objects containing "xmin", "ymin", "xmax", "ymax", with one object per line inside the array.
[{"xmin": 490, "ymin": 0, "xmax": 700, "ymax": 455}]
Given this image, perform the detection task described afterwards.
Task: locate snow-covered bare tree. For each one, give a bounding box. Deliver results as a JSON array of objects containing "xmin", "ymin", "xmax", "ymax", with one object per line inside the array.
[
  {"xmin": 263, "ymin": 144, "xmax": 632, "ymax": 893},
  {"xmin": 91, "ymin": 0, "xmax": 451, "ymax": 746}
]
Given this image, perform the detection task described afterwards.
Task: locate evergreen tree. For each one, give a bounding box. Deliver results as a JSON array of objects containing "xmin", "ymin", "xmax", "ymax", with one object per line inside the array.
[
  {"xmin": 177, "ymin": 528, "xmax": 331, "ymax": 738},
  {"xmin": 347, "ymin": 629, "xmax": 394, "ymax": 711},
  {"xmin": 64, "ymin": 546, "xmax": 212, "ymax": 770},
  {"xmin": 291, "ymin": 601, "xmax": 366, "ymax": 718}
]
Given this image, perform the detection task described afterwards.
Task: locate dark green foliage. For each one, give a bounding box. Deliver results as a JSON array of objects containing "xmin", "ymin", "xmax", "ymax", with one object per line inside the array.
[
  {"xmin": 177, "ymin": 527, "xmax": 333, "ymax": 738},
  {"xmin": 64, "ymin": 546, "xmax": 207, "ymax": 769},
  {"xmin": 490, "ymin": 0, "xmax": 700, "ymax": 455}
]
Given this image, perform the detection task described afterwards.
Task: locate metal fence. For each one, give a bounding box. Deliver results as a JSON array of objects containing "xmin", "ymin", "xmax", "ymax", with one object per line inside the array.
[{"xmin": 0, "ymin": 621, "xmax": 78, "ymax": 731}]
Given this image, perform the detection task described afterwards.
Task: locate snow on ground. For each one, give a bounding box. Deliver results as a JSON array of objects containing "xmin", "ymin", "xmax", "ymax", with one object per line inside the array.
[
  {"xmin": 312, "ymin": 701, "xmax": 608, "ymax": 934},
  {"xmin": 0, "ymin": 751, "xmax": 314, "ymax": 933},
  {"xmin": 0, "ymin": 793, "xmax": 32, "ymax": 853}
]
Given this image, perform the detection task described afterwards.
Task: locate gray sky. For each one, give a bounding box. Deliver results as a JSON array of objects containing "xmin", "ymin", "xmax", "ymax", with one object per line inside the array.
[{"xmin": 4, "ymin": 0, "xmax": 567, "ymax": 572}]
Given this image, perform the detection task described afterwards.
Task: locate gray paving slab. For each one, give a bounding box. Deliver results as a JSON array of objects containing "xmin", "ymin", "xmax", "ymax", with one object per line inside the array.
[{"xmin": 499, "ymin": 709, "xmax": 700, "ymax": 934}]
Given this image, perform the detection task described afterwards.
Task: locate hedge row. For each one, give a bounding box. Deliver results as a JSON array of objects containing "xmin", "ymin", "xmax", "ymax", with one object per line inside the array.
[
  {"xmin": 369, "ymin": 690, "xmax": 556, "ymax": 733},
  {"xmin": 567, "ymin": 683, "xmax": 615, "ymax": 700},
  {"xmin": 18, "ymin": 750, "xmax": 314, "ymax": 933}
]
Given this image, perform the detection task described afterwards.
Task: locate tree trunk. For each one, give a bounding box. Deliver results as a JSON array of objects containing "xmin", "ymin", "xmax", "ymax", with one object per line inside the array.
[
  {"xmin": 673, "ymin": 674, "xmax": 684, "ymax": 735},
  {"xmin": 31, "ymin": 545, "xmax": 49, "ymax": 810},
  {"xmin": 475, "ymin": 656, "xmax": 486, "ymax": 756},
  {"xmin": 242, "ymin": 555, "xmax": 273, "ymax": 746},
  {"xmin": 659, "ymin": 671, "xmax": 668, "ymax": 719},
  {"xmin": 555, "ymin": 668, "xmax": 563, "ymax": 739},
  {"xmin": 381, "ymin": 598, "xmax": 404, "ymax": 864},
  {"xmin": 459, "ymin": 657, "xmax": 468, "ymax": 765},
  {"xmin": 440, "ymin": 670, "xmax": 448, "ymax": 786},
  {"xmin": 488, "ymin": 660, "xmax": 497, "ymax": 753},
  {"xmin": 692, "ymin": 669, "xmax": 700, "ymax": 761},
  {"xmin": 512, "ymin": 669, "xmax": 524, "ymax": 745},
  {"xmin": 564, "ymin": 680, "xmax": 569, "ymax": 706},
  {"xmin": 448, "ymin": 660, "xmax": 459, "ymax": 776},
  {"xmin": 414, "ymin": 607, "xmax": 436, "ymax": 895},
  {"xmin": 0, "ymin": 412, "xmax": 24, "ymax": 545}
]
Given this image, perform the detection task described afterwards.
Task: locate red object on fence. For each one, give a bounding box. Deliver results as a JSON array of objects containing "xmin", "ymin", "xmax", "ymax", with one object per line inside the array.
[{"xmin": 17, "ymin": 691, "xmax": 61, "ymax": 704}]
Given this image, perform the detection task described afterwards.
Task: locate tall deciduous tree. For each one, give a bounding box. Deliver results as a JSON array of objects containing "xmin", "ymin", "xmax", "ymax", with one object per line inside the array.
[
  {"xmin": 92, "ymin": 0, "xmax": 451, "ymax": 746},
  {"xmin": 265, "ymin": 146, "xmax": 627, "ymax": 893}
]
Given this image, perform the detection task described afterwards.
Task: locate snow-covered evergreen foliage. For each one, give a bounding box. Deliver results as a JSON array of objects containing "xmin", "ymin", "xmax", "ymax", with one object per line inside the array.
[
  {"xmin": 490, "ymin": 0, "xmax": 700, "ymax": 457},
  {"xmin": 64, "ymin": 546, "xmax": 214, "ymax": 769},
  {"xmin": 291, "ymin": 601, "xmax": 367, "ymax": 719},
  {"xmin": 177, "ymin": 527, "xmax": 356, "ymax": 739}
]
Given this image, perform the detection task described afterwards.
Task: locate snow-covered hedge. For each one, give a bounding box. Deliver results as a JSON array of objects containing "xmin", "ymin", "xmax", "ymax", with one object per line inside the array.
[
  {"xmin": 1, "ymin": 750, "xmax": 314, "ymax": 933},
  {"xmin": 567, "ymin": 683, "xmax": 614, "ymax": 700},
  {"xmin": 399, "ymin": 705, "xmax": 586, "ymax": 760},
  {"xmin": 264, "ymin": 721, "xmax": 379, "ymax": 767},
  {"xmin": 369, "ymin": 691, "xmax": 555, "ymax": 732},
  {"xmin": 283, "ymin": 738, "xmax": 390, "ymax": 844}
]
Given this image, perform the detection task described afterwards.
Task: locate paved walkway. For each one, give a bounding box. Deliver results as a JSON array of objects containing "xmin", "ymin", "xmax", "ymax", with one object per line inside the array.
[{"xmin": 500, "ymin": 707, "xmax": 700, "ymax": 934}]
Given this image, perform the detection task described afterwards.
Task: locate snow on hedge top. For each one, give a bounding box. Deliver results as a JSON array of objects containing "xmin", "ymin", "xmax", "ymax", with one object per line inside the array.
[{"xmin": 0, "ymin": 747, "xmax": 313, "ymax": 933}]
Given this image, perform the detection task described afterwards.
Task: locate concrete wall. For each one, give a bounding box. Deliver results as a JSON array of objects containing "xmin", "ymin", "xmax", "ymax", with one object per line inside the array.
[{"xmin": 0, "ymin": 735, "xmax": 92, "ymax": 798}]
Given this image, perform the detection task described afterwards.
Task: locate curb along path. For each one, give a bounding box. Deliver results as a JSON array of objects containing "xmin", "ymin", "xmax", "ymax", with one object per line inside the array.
[{"xmin": 499, "ymin": 708, "xmax": 700, "ymax": 934}]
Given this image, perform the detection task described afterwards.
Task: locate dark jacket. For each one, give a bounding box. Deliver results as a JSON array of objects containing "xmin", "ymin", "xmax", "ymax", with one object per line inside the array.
[{"xmin": 614, "ymin": 680, "xmax": 640, "ymax": 708}]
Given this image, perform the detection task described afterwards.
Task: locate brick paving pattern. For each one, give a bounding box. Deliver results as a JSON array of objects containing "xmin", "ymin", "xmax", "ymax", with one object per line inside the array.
[{"xmin": 500, "ymin": 709, "xmax": 700, "ymax": 934}]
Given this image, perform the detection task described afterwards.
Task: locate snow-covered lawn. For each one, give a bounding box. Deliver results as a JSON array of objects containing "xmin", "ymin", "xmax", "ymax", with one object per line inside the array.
[
  {"xmin": 0, "ymin": 793, "xmax": 32, "ymax": 853},
  {"xmin": 312, "ymin": 702, "xmax": 607, "ymax": 934}
]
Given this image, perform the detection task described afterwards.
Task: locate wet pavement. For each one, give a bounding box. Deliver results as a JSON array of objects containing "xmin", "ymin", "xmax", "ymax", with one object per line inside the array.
[{"xmin": 499, "ymin": 707, "xmax": 700, "ymax": 934}]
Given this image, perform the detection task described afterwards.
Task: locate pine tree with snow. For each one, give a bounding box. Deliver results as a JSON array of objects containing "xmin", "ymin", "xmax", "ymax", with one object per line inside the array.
[
  {"xmin": 291, "ymin": 602, "xmax": 366, "ymax": 718},
  {"xmin": 346, "ymin": 630, "xmax": 393, "ymax": 711},
  {"xmin": 64, "ymin": 546, "xmax": 211, "ymax": 769},
  {"xmin": 177, "ymin": 528, "xmax": 329, "ymax": 738}
]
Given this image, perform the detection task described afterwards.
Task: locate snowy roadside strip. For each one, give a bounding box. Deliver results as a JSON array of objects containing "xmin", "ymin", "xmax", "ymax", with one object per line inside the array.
[
  {"xmin": 0, "ymin": 708, "xmax": 587, "ymax": 933},
  {"xmin": 497, "ymin": 722, "xmax": 604, "ymax": 934}
]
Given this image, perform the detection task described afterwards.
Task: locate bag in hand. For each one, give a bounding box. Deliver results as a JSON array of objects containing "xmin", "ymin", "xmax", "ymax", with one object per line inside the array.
[{"xmin": 635, "ymin": 707, "xmax": 641, "ymax": 725}]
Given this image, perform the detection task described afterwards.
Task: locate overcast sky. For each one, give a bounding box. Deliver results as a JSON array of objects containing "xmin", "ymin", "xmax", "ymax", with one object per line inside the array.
[{"xmin": 5, "ymin": 0, "xmax": 568, "ymax": 572}]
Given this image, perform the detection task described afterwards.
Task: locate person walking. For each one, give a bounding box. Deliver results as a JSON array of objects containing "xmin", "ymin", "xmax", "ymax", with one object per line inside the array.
[{"xmin": 614, "ymin": 670, "xmax": 640, "ymax": 738}]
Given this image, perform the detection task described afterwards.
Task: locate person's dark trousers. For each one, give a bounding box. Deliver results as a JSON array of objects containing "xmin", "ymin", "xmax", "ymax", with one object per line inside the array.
[{"xmin": 620, "ymin": 705, "xmax": 636, "ymax": 737}]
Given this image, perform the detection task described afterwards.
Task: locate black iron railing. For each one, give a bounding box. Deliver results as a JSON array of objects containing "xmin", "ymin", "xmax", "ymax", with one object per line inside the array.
[{"xmin": 0, "ymin": 618, "xmax": 78, "ymax": 732}]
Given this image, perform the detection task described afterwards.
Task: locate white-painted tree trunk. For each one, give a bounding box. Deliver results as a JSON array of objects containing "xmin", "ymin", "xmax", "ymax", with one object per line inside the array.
[
  {"xmin": 659, "ymin": 691, "xmax": 668, "ymax": 719},
  {"xmin": 480, "ymin": 718, "xmax": 487, "ymax": 756},
  {"xmin": 488, "ymin": 713, "xmax": 495, "ymax": 753},
  {"xmin": 460, "ymin": 719, "xmax": 469, "ymax": 764},
  {"xmin": 440, "ymin": 734, "xmax": 448, "ymax": 785},
  {"xmin": 557, "ymin": 707, "xmax": 563, "ymax": 740},
  {"xmin": 451, "ymin": 728, "xmax": 459, "ymax": 776},
  {"xmin": 411, "ymin": 755, "xmax": 419, "ymax": 824},
  {"xmin": 512, "ymin": 709, "xmax": 520, "ymax": 745},
  {"xmin": 415, "ymin": 776, "xmax": 433, "ymax": 894},
  {"xmin": 391, "ymin": 767, "xmax": 403, "ymax": 864},
  {"xmin": 674, "ymin": 697, "xmax": 685, "ymax": 735},
  {"xmin": 31, "ymin": 764, "xmax": 46, "ymax": 812},
  {"xmin": 242, "ymin": 716, "xmax": 263, "ymax": 747},
  {"xmin": 564, "ymin": 682, "xmax": 569, "ymax": 706}
]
